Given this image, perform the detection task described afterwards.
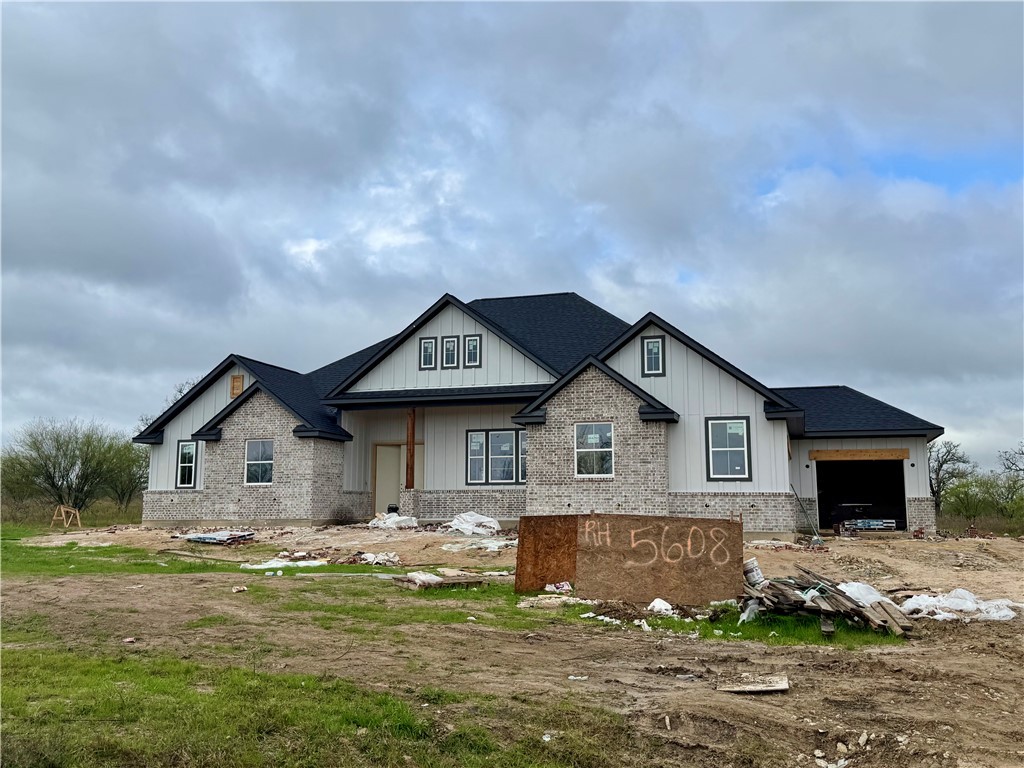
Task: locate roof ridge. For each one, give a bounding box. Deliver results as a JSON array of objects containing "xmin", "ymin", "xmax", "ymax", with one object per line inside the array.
[
  {"xmin": 234, "ymin": 354, "xmax": 303, "ymax": 376},
  {"xmin": 469, "ymin": 291, "xmax": 580, "ymax": 302}
]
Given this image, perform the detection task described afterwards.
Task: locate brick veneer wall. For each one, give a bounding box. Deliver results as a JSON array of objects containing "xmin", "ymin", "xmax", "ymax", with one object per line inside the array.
[
  {"xmin": 906, "ymin": 497, "xmax": 936, "ymax": 533},
  {"xmin": 142, "ymin": 390, "xmax": 348, "ymax": 524},
  {"xmin": 667, "ymin": 492, "xmax": 799, "ymax": 532},
  {"xmin": 524, "ymin": 365, "xmax": 669, "ymax": 517},
  {"xmin": 400, "ymin": 489, "xmax": 526, "ymax": 520}
]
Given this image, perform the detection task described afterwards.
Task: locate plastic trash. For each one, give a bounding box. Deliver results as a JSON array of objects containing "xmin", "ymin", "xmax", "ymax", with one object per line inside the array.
[
  {"xmin": 441, "ymin": 511, "xmax": 501, "ymax": 536},
  {"xmin": 738, "ymin": 599, "xmax": 761, "ymax": 624},
  {"xmin": 544, "ymin": 582, "xmax": 572, "ymax": 593},
  {"xmin": 647, "ymin": 598, "xmax": 674, "ymax": 615},
  {"xmin": 900, "ymin": 588, "xmax": 1022, "ymax": 621},
  {"xmin": 440, "ymin": 538, "xmax": 516, "ymax": 552},
  {"xmin": 838, "ymin": 581, "xmax": 897, "ymax": 608},
  {"xmin": 360, "ymin": 552, "xmax": 400, "ymax": 566},
  {"xmin": 406, "ymin": 571, "xmax": 444, "ymax": 586},
  {"xmin": 369, "ymin": 513, "xmax": 418, "ymax": 529},
  {"xmin": 241, "ymin": 559, "xmax": 327, "ymax": 570}
]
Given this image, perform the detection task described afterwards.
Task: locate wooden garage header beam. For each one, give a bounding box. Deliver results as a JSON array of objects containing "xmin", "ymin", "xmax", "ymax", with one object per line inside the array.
[{"xmin": 809, "ymin": 448, "xmax": 910, "ymax": 462}]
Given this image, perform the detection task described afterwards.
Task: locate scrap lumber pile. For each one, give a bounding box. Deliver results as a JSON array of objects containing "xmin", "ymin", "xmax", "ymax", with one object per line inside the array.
[{"xmin": 743, "ymin": 564, "xmax": 912, "ymax": 636}]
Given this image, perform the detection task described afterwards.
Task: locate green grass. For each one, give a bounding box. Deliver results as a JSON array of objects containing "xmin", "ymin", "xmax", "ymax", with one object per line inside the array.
[
  {"xmin": 1, "ymin": 648, "xmax": 663, "ymax": 768},
  {"xmin": 936, "ymin": 513, "xmax": 1024, "ymax": 537}
]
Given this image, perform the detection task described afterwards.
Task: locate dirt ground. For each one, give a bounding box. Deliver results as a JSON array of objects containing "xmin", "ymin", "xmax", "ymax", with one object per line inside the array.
[{"xmin": 6, "ymin": 526, "xmax": 1024, "ymax": 767}]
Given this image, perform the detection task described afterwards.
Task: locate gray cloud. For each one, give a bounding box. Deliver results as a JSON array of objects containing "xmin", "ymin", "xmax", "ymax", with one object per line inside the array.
[{"xmin": 3, "ymin": 2, "xmax": 1021, "ymax": 470}]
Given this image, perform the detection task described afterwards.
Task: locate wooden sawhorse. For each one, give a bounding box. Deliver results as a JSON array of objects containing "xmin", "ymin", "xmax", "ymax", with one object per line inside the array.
[{"xmin": 50, "ymin": 505, "xmax": 82, "ymax": 529}]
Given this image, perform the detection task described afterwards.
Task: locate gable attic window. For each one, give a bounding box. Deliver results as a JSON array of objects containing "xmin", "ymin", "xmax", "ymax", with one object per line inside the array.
[
  {"xmin": 230, "ymin": 374, "xmax": 245, "ymax": 398},
  {"xmin": 464, "ymin": 335, "xmax": 482, "ymax": 368},
  {"xmin": 575, "ymin": 423, "xmax": 613, "ymax": 477},
  {"xmin": 245, "ymin": 439, "xmax": 274, "ymax": 485},
  {"xmin": 176, "ymin": 441, "xmax": 197, "ymax": 489},
  {"xmin": 442, "ymin": 336, "xmax": 459, "ymax": 369},
  {"xmin": 419, "ymin": 337, "xmax": 437, "ymax": 371},
  {"xmin": 706, "ymin": 417, "xmax": 751, "ymax": 481},
  {"xmin": 641, "ymin": 335, "xmax": 665, "ymax": 377}
]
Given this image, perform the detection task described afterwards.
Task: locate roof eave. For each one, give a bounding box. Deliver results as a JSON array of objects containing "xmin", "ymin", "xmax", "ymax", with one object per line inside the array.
[
  {"xmin": 292, "ymin": 426, "xmax": 353, "ymax": 442},
  {"xmin": 132, "ymin": 432, "xmax": 164, "ymax": 445}
]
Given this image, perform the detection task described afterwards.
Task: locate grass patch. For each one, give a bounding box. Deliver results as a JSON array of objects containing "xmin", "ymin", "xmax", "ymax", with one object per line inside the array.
[
  {"xmin": 937, "ymin": 513, "xmax": 1024, "ymax": 537},
  {"xmin": 1, "ymin": 612, "xmax": 56, "ymax": 644},
  {"xmin": 1, "ymin": 648, "xmax": 665, "ymax": 767},
  {"xmin": 185, "ymin": 614, "xmax": 236, "ymax": 629}
]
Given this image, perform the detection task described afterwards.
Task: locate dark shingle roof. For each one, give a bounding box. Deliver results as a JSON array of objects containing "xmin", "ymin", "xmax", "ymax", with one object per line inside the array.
[
  {"xmin": 234, "ymin": 356, "xmax": 342, "ymax": 435},
  {"xmin": 769, "ymin": 386, "xmax": 943, "ymax": 437},
  {"xmin": 468, "ymin": 293, "xmax": 629, "ymax": 373},
  {"xmin": 306, "ymin": 338, "xmax": 394, "ymax": 398}
]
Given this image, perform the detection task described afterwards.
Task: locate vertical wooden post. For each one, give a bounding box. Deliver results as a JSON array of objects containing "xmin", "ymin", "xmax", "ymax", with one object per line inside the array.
[{"xmin": 405, "ymin": 408, "xmax": 416, "ymax": 490}]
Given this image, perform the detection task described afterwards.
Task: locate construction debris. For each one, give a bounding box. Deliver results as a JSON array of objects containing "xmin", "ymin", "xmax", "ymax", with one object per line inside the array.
[
  {"xmin": 900, "ymin": 589, "xmax": 1023, "ymax": 622},
  {"xmin": 175, "ymin": 530, "xmax": 255, "ymax": 545},
  {"xmin": 231, "ymin": 586, "xmax": 248, "ymax": 593},
  {"xmin": 239, "ymin": 558, "xmax": 327, "ymax": 570},
  {"xmin": 441, "ymin": 512, "xmax": 502, "ymax": 536},
  {"xmin": 369, "ymin": 513, "xmax": 419, "ymax": 529},
  {"xmin": 393, "ymin": 571, "xmax": 490, "ymax": 591},
  {"xmin": 716, "ymin": 673, "xmax": 790, "ymax": 694},
  {"xmin": 440, "ymin": 538, "xmax": 516, "ymax": 552},
  {"xmin": 741, "ymin": 564, "xmax": 912, "ymax": 636}
]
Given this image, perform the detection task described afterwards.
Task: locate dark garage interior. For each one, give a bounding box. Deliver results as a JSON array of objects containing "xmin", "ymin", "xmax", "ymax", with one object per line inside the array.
[{"xmin": 816, "ymin": 460, "xmax": 907, "ymax": 530}]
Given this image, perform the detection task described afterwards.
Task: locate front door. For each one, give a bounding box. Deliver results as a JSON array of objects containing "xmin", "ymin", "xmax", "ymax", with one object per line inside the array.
[{"xmin": 373, "ymin": 444, "xmax": 424, "ymax": 517}]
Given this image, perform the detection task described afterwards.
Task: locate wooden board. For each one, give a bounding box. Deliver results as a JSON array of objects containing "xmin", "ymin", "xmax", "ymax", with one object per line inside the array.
[
  {"xmin": 716, "ymin": 674, "xmax": 789, "ymax": 694},
  {"xmin": 809, "ymin": 449, "xmax": 909, "ymax": 461},
  {"xmin": 573, "ymin": 514, "xmax": 743, "ymax": 606},
  {"xmin": 514, "ymin": 515, "xmax": 580, "ymax": 593}
]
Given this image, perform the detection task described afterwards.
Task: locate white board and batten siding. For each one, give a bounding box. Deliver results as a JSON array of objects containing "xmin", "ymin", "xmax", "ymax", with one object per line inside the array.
[
  {"xmin": 340, "ymin": 410, "xmax": 423, "ymax": 493},
  {"xmin": 340, "ymin": 405, "xmax": 522, "ymax": 492},
  {"xmin": 606, "ymin": 324, "xmax": 791, "ymax": 493},
  {"xmin": 147, "ymin": 365, "xmax": 253, "ymax": 490},
  {"xmin": 790, "ymin": 437, "xmax": 930, "ymax": 499},
  {"xmin": 348, "ymin": 305, "xmax": 555, "ymax": 392}
]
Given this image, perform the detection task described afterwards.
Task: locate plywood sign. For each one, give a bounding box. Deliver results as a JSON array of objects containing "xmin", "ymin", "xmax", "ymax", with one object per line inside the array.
[
  {"xmin": 514, "ymin": 515, "xmax": 580, "ymax": 593},
  {"xmin": 574, "ymin": 514, "xmax": 743, "ymax": 605}
]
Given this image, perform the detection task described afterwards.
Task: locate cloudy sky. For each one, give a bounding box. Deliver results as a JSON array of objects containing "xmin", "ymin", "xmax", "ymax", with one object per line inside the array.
[{"xmin": 3, "ymin": 2, "xmax": 1021, "ymax": 468}]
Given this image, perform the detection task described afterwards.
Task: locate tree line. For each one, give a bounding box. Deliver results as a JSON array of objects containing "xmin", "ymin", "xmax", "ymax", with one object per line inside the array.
[{"xmin": 929, "ymin": 440, "xmax": 1024, "ymax": 522}]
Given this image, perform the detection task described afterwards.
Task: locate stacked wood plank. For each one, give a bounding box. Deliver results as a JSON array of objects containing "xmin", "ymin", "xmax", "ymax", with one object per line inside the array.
[{"xmin": 742, "ymin": 565, "xmax": 913, "ymax": 636}]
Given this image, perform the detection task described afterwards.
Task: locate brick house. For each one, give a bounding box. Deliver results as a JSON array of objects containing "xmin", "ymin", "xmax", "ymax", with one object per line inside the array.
[{"xmin": 134, "ymin": 292, "xmax": 943, "ymax": 533}]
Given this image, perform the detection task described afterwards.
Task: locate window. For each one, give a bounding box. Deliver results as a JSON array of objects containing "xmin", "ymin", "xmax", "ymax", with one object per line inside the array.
[
  {"xmin": 464, "ymin": 335, "xmax": 482, "ymax": 368},
  {"xmin": 466, "ymin": 429, "xmax": 526, "ymax": 484},
  {"xmin": 575, "ymin": 423, "xmax": 613, "ymax": 477},
  {"xmin": 706, "ymin": 417, "xmax": 751, "ymax": 481},
  {"xmin": 177, "ymin": 441, "xmax": 197, "ymax": 488},
  {"xmin": 418, "ymin": 337, "xmax": 437, "ymax": 370},
  {"xmin": 230, "ymin": 374, "xmax": 245, "ymax": 398},
  {"xmin": 441, "ymin": 336, "xmax": 459, "ymax": 368},
  {"xmin": 245, "ymin": 439, "xmax": 274, "ymax": 485},
  {"xmin": 641, "ymin": 335, "xmax": 665, "ymax": 377}
]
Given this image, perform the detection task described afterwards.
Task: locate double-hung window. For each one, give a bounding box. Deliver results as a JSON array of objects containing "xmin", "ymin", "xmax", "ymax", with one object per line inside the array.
[
  {"xmin": 441, "ymin": 336, "xmax": 459, "ymax": 368},
  {"xmin": 419, "ymin": 337, "xmax": 437, "ymax": 370},
  {"xmin": 575, "ymin": 423, "xmax": 613, "ymax": 477},
  {"xmin": 464, "ymin": 335, "xmax": 482, "ymax": 368},
  {"xmin": 706, "ymin": 417, "xmax": 751, "ymax": 481},
  {"xmin": 176, "ymin": 441, "xmax": 197, "ymax": 489},
  {"xmin": 641, "ymin": 335, "xmax": 665, "ymax": 377},
  {"xmin": 466, "ymin": 429, "xmax": 526, "ymax": 484},
  {"xmin": 245, "ymin": 439, "xmax": 274, "ymax": 485}
]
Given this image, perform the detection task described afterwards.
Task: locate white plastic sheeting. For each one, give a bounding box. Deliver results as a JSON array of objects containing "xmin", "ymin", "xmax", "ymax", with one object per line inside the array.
[
  {"xmin": 900, "ymin": 589, "xmax": 1023, "ymax": 622},
  {"xmin": 838, "ymin": 582, "xmax": 900, "ymax": 609},
  {"xmin": 440, "ymin": 538, "xmax": 516, "ymax": 552},
  {"xmin": 441, "ymin": 512, "xmax": 501, "ymax": 536},
  {"xmin": 369, "ymin": 513, "xmax": 418, "ymax": 529},
  {"xmin": 240, "ymin": 558, "xmax": 327, "ymax": 570},
  {"xmin": 405, "ymin": 571, "xmax": 444, "ymax": 586},
  {"xmin": 360, "ymin": 552, "xmax": 400, "ymax": 566},
  {"xmin": 647, "ymin": 598, "xmax": 674, "ymax": 616}
]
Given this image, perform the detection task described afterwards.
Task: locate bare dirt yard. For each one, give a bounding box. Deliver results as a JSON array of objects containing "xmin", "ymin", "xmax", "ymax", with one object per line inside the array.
[{"xmin": 5, "ymin": 525, "xmax": 1023, "ymax": 767}]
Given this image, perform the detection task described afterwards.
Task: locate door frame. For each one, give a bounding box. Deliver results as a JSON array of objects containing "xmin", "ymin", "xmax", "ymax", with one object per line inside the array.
[{"xmin": 371, "ymin": 440, "xmax": 424, "ymax": 516}]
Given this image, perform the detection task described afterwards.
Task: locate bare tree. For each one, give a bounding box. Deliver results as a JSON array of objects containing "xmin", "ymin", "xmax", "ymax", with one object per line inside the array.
[
  {"xmin": 2, "ymin": 418, "xmax": 121, "ymax": 511},
  {"xmin": 928, "ymin": 440, "xmax": 974, "ymax": 515},
  {"xmin": 106, "ymin": 439, "xmax": 150, "ymax": 512},
  {"xmin": 998, "ymin": 442, "xmax": 1024, "ymax": 476}
]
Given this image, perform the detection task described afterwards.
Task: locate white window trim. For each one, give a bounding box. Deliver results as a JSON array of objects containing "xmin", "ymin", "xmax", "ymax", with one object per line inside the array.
[
  {"xmin": 441, "ymin": 336, "xmax": 460, "ymax": 369},
  {"xmin": 574, "ymin": 422, "xmax": 614, "ymax": 478},
  {"xmin": 467, "ymin": 430, "xmax": 486, "ymax": 485},
  {"xmin": 706, "ymin": 418, "xmax": 751, "ymax": 481},
  {"xmin": 244, "ymin": 439, "xmax": 274, "ymax": 486},
  {"xmin": 176, "ymin": 441, "xmax": 197, "ymax": 489},
  {"xmin": 419, "ymin": 337, "xmax": 437, "ymax": 370},
  {"xmin": 641, "ymin": 335, "xmax": 665, "ymax": 377},
  {"xmin": 464, "ymin": 334, "xmax": 482, "ymax": 368},
  {"xmin": 487, "ymin": 429, "xmax": 517, "ymax": 484}
]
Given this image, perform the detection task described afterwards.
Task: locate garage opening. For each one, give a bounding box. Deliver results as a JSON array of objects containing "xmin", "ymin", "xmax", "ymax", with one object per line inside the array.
[{"xmin": 816, "ymin": 460, "xmax": 907, "ymax": 531}]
